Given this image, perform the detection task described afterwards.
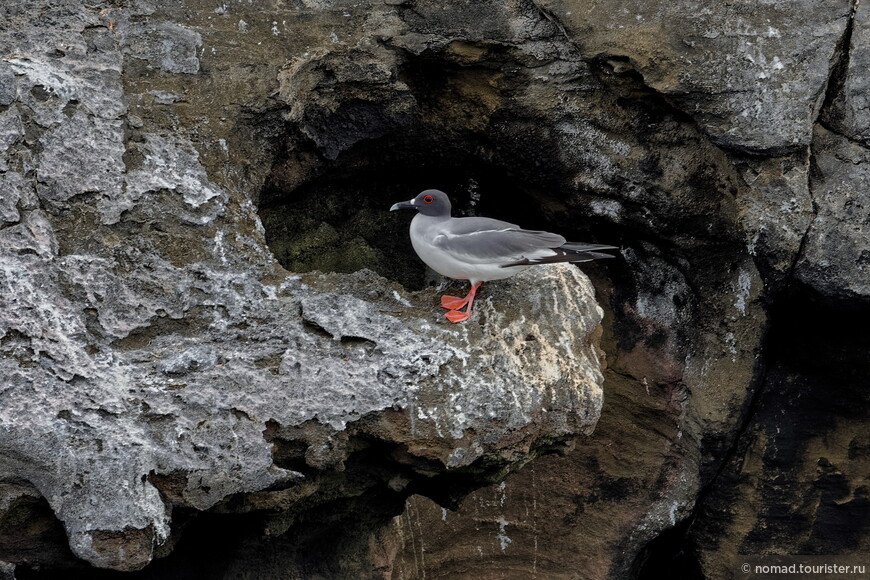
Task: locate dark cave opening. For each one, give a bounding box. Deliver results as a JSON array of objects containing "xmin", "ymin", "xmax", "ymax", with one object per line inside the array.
[
  {"xmin": 258, "ymin": 141, "xmax": 517, "ymax": 291},
  {"xmin": 254, "ymin": 46, "xmax": 635, "ymax": 293},
  {"xmin": 257, "ymin": 131, "xmax": 618, "ymax": 292}
]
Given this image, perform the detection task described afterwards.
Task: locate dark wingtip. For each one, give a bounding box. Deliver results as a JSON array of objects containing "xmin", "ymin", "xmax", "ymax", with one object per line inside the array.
[
  {"xmin": 583, "ymin": 251, "xmax": 617, "ymax": 260},
  {"xmin": 559, "ymin": 243, "xmax": 619, "ymax": 252},
  {"xmin": 500, "ymin": 247, "xmax": 619, "ymax": 268}
]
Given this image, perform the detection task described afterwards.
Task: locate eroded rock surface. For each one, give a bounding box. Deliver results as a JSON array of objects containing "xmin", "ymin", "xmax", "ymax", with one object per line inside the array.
[
  {"xmin": 538, "ymin": 0, "xmax": 852, "ymax": 154},
  {"xmin": 1, "ymin": 0, "xmax": 868, "ymax": 578},
  {"xmin": 0, "ymin": 1, "xmax": 606, "ymax": 575}
]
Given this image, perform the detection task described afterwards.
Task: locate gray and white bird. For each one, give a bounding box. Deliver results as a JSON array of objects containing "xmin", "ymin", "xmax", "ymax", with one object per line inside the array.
[{"xmin": 390, "ymin": 189, "xmax": 616, "ymax": 322}]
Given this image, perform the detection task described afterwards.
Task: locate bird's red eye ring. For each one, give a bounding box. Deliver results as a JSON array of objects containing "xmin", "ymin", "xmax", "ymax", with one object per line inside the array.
[{"xmin": 422, "ymin": 195, "xmax": 434, "ymax": 204}]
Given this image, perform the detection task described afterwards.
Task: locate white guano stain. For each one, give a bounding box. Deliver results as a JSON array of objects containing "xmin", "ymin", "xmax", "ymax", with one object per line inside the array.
[
  {"xmin": 496, "ymin": 516, "xmax": 512, "ymax": 552},
  {"xmin": 734, "ymin": 268, "xmax": 752, "ymax": 315},
  {"xmin": 391, "ymin": 290, "xmax": 412, "ymax": 307}
]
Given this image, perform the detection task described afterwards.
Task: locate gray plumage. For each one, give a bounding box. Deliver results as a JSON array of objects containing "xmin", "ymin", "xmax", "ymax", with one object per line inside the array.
[
  {"xmin": 390, "ymin": 189, "xmax": 616, "ymax": 322},
  {"xmin": 391, "ymin": 189, "xmax": 616, "ymax": 282}
]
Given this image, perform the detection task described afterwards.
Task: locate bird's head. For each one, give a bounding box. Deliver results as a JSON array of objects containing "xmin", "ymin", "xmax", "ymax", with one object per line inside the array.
[{"xmin": 390, "ymin": 189, "xmax": 452, "ymax": 217}]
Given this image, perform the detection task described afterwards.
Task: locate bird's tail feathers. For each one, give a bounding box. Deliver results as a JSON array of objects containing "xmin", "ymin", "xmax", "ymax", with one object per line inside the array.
[
  {"xmin": 501, "ymin": 244, "xmax": 618, "ymax": 268},
  {"xmin": 559, "ymin": 242, "xmax": 619, "ymax": 252}
]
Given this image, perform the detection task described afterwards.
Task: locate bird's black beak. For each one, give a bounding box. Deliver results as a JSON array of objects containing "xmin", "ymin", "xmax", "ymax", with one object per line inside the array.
[{"xmin": 389, "ymin": 200, "xmax": 416, "ymax": 211}]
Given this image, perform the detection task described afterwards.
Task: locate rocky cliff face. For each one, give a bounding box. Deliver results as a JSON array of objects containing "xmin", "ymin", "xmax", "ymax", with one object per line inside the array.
[{"xmin": 0, "ymin": 0, "xmax": 867, "ymax": 579}]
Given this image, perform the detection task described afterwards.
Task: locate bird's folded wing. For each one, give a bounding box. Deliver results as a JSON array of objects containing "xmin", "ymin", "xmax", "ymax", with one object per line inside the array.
[{"xmin": 432, "ymin": 218, "xmax": 566, "ymax": 264}]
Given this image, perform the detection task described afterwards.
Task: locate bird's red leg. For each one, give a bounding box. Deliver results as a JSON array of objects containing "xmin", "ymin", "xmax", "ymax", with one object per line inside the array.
[
  {"xmin": 445, "ymin": 282, "xmax": 481, "ymax": 323},
  {"xmin": 440, "ymin": 293, "xmax": 469, "ymax": 309},
  {"xmin": 440, "ymin": 280, "xmax": 479, "ymax": 309}
]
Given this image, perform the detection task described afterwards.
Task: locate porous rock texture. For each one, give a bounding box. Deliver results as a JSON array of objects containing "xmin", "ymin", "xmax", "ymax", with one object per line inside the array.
[
  {"xmin": 0, "ymin": 1, "xmax": 606, "ymax": 577},
  {"xmin": 1, "ymin": 0, "xmax": 868, "ymax": 579}
]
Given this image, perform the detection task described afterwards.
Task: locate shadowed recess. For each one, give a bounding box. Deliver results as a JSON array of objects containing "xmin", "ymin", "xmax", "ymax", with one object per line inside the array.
[{"xmin": 257, "ymin": 134, "xmax": 615, "ymax": 291}]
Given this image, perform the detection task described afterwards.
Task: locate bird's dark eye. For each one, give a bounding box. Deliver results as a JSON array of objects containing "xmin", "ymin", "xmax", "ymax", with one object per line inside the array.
[{"xmin": 423, "ymin": 195, "xmax": 434, "ymax": 204}]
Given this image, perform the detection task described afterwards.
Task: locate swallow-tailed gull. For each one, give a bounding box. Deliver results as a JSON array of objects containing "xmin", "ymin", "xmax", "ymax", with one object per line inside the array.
[{"xmin": 390, "ymin": 189, "xmax": 616, "ymax": 322}]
